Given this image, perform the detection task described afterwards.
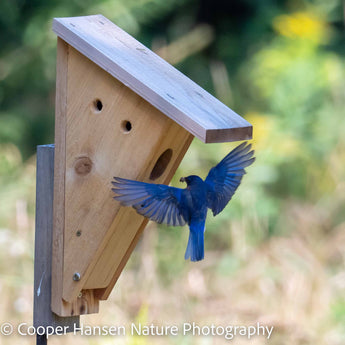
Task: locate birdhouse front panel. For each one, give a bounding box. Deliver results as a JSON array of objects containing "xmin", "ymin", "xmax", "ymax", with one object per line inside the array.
[{"xmin": 52, "ymin": 38, "xmax": 193, "ymax": 315}]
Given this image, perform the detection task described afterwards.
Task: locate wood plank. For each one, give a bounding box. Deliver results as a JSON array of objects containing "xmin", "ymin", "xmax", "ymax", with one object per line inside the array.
[
  {"xmin": 51, "ymin": 37, "xmax": 68, "ymax": 315},
  {"xmin": 34, "ymin": 145, "xmax": 79, "ymax": 331},
  {"xmin": 52, "ymin": 15, "xmax": 252, "ymax": 143},
  {"xmin": 52, "ymin": 39, "xmax": 99, "ymax": 316}
]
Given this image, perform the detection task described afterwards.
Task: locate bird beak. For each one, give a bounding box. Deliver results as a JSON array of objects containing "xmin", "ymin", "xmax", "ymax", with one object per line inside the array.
[{"xmin": 180, "ymin": 177, "xmax": 185, "ymax": 183}]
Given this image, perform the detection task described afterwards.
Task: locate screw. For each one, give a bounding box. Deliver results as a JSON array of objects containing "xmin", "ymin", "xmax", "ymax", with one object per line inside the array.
[
  {"xmin": 78, "ymin": 291, "xmax": 83, "ymax": 298},
  {"xmin": 73, "ymin": 272, "xmax": 81, "ymax": 281},
  {"xmin": 76, "ymin": 230, "xmax": 82, "ymax": 237}
]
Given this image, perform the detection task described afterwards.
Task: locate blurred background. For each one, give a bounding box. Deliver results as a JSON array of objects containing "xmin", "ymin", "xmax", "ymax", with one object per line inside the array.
[{"xmin": 0, "ymin": 0, "xmax": 345, "ymax": 344}]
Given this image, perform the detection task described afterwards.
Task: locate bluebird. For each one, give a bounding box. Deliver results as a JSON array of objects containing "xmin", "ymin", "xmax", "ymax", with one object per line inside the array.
[{"xmin": 111, "ymin": 142, "xmax": 255, "ymax": 261}]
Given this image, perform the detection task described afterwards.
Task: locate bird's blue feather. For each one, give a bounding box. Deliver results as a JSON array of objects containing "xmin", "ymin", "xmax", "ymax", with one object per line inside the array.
[
  {"xmin": 184, "ymin": 220, "xmax": 205, "ymax": 261},
  {"xmin": 111, "ymin": 142, "xmax": 255, "ymax": 261},
  {"xmin": 112, "ymin": 177, "xmax": 187, "ymax": 226},
  {"xmin": 205, "ymin": 142, "xmax": 255, "ymax": 216}
]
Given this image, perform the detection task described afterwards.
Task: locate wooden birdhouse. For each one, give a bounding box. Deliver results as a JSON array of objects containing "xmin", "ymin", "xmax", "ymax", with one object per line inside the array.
[{"xmin": 48, "ymin": 14, "xmax": 252, "ymax": 318}]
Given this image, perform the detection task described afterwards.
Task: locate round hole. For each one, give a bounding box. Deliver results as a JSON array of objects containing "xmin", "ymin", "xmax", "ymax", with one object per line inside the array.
[
  {"xmin": 93, "ymin": 99, "xmax": 103, "ymax": 112},
  {"xmin": 150, "ymin": 149, "xmax": 173, "ymax": 181},
  {"xmin": 121, "ymin": 120, "xmax": 132, "ymax": 133}
]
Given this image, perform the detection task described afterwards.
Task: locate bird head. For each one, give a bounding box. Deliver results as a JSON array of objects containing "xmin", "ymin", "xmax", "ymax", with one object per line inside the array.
[{"xmin": 179, "ymin": 175, "xmax": 203, "ymax": 186}]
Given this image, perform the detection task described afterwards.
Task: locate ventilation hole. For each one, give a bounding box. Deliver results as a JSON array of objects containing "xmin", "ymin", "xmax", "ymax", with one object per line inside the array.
[
  {"xmin": 93, "ymin": 99, "xmax": 103, "ymax": 113},
  {"xmin": 150, "ymin": 149, "xmax": 173, "ymax": 181},
  {"xmin": 121, "ymin": 120, "xmax": 132, "ymax": 133}
]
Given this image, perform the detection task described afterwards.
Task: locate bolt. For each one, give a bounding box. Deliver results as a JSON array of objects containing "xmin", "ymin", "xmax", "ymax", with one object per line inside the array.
[{"xmin": 73, "ymin": 272, "xmax": 81, "ymax": 281}]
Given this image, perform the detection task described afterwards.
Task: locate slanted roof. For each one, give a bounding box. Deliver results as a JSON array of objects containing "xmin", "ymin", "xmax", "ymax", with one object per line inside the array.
[{"xmin": 53, "ymin": 14, "xmax": 252, "ymax": 143}]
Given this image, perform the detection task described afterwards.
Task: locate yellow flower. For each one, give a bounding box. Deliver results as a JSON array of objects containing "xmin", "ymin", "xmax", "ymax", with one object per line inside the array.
[
  {"xmin": 246, "ymin": 112, "xmax": 301, "ymax": 158},
  {"xmin": 273, "ymin": 12, "xmax": 328, "ymax": 44},
  {"xmin": 246, "ymin": 112, "xmax": 275, "ymax": 150}
]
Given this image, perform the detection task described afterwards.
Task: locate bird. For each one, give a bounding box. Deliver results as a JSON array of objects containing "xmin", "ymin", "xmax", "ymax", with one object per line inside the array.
[{"xmin": 111, "ymin": 142, "xmax": 255, "ymax": 262}]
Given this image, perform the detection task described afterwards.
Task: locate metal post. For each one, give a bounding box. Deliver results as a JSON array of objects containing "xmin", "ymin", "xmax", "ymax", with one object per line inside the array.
[{"xmin": 33, "ymin": 145, "xmax": 79, "ymax": 344}]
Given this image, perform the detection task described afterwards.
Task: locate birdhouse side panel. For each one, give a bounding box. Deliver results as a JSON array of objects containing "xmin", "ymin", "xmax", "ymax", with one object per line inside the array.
[{"xmin": 52, "ymin": 39, "xmax": 100, "ymax": 316}]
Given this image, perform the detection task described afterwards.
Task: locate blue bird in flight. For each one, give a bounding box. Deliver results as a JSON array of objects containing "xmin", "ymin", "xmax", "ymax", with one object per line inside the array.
[{"xmin": 111, "ymin": 142, "xmax": 255, "ymax": 262}]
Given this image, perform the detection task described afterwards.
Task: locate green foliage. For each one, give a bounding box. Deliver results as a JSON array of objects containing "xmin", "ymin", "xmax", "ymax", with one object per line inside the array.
[{"xmin": 1, "ymin": 1, "xmax": 345, "ymax": 344}]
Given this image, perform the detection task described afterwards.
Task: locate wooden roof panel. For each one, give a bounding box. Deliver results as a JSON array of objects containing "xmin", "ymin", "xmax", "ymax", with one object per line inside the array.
[{"xmin": 53, "ymin": 14, "xmax": 252, "ymax": 143}]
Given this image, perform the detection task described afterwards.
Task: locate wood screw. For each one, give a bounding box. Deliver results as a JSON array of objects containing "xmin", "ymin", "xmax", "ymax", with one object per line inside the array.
[{"xmin": 73, "ymin": 272, "xmax": 81, "ymax": 281}]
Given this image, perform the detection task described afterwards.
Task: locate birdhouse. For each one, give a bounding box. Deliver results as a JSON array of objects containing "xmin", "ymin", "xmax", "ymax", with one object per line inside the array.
[{"xmin": 50, "ymin": 14, "xmax": 252, "ymax": 317}]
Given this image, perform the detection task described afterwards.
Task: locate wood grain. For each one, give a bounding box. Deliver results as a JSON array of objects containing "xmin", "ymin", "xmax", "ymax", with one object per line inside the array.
[
  {"xmin": 58, "ymin": 45, "xmax": 193, "ymax": 304},
  {"xmin": 52, "ymin": 39, "xmax": 99, "ymax": 316},
  {"xmin": 51, "ymin": 37, "xmax": 68, "ymax": 315},
  {"xmin": 52, "ymin": 15, "xmax": 252, "ymax": 143},
  {"xmin": 83, "ymin": 128, "xmax": 192, "ymax": 290},
  {"xmin": 95, "ymin": 133, "xmax": 194, "ymax": 301}
]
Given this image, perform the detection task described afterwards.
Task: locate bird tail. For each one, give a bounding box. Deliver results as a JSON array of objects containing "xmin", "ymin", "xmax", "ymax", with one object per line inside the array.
[{"xmin": 185, "ymin": 221, "xmax": 205, "ymax": 262}]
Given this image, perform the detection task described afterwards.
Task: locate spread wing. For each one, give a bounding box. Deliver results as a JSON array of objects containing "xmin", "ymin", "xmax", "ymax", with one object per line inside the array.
[
  {"xmin": 111, "ymin": 177, "xmax": 187, "ymax": 226},
  {"xmin": 205, "ymin": 142, "xmax": 255, "ymax": 216}
]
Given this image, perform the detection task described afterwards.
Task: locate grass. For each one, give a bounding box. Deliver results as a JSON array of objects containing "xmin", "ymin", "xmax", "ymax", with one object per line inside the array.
[{"xmin": 0, "ymin": 138, "xmax": 344, "ymax": 345}]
